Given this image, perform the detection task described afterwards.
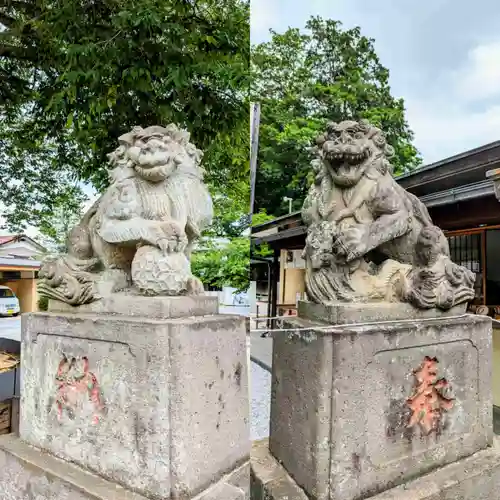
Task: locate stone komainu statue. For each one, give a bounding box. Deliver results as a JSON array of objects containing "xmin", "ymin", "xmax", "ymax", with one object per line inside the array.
[
  {"xmin": 38, "ymin": 125, "xmax": 213, "ymax": 305},
  {"xmin": 301, "ymin": 119, "xmax": 475, "ymax": 310}
]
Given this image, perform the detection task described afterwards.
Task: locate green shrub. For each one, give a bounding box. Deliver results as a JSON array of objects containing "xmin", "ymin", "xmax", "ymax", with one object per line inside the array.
[{"xmin": 38, "ymin": 295, "xmax": 49, "ymax": 312}]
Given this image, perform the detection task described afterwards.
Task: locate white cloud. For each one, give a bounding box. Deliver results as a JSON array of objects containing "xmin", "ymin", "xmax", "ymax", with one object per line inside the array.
[
  {"xmin": 453, "ymin": 40, "xmax": 500, "ymax": 102},
  {"xmin": 250, "ymin": 0, "xmax": 278, "ymax": 43},
  {"xmin": 407, "ymin": 102, "xmax": 500, "ymax": 163},
  {"xmin": 402, "ymin": 37, "xmax": 500, "ymax": 163}
]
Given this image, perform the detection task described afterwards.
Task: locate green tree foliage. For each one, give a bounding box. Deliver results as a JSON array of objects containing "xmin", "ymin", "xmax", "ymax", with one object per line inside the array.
[
  {"xmin": 0, "ymin": 0, "xmax": 249, "ymax": 230},
  {"xmin": 252, "ymin": 17, "xmax": 421, "ymax": 217},
  {"xmin": 192, "ymin": 237, "xmax": 249, "ymax": 292},
  {"xmin": 192, "ymin": 209, "xmax": 274, "ymax": 291},
  {"xmin": 37, "ymin": 195, "xmax": 86, "ymax": 253}
]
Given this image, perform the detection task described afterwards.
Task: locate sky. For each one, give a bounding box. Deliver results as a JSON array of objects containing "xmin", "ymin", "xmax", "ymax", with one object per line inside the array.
[{"xmin": 251, "ymin": 0, "xmax": 500, "ymax": 165}]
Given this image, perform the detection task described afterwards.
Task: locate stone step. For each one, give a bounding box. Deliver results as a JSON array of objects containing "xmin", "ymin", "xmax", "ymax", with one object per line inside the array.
[
  {"xmin": 0, "ymin": 434, "xmax": 147, "ymax": 499},
  {"xmin": 0, "ymin": 434, "xmax": 249, "ymax": 500},
  {"xmin": 251, "ymin": 438, "xmax": 500, "ymax": 500}
]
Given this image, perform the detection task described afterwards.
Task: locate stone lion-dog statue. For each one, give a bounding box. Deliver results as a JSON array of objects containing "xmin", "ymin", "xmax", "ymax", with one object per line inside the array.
[
  {"xmin": 38, "ymin": 124, "xmax": 213, "ymax": 305},
  {"xmin": 302, "ymin": 119, "xmax": 475, "ymax": 310}
]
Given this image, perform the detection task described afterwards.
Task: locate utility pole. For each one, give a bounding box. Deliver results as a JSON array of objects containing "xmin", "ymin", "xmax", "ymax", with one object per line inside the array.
[{"xmin": 249, "ymin": 102, "xmax": 261, "ymax": 222}]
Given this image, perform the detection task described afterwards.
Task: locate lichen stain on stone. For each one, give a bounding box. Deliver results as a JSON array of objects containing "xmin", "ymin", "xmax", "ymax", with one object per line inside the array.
[
  {"xmin": 287, "ymin": 328, "xmax": 318, "ymax": 343},
  {"xmin": 234, "ymin": 362, "xmax": 242, "ymax": 388},
  {"xmin": 406, "ymin": 356, "xmax": 454, "ymax": 436},
  {"xmin": 386, "ymin": 399, "xmax": 413, "ymax": 442},
  {"xmin": 352, "ymin": 452, "xmax": 361, "ymax": 474}
]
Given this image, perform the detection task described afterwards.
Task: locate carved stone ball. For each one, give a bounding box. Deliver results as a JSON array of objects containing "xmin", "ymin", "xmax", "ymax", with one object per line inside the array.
[{"xmin": 131, "ymin": 245, "xmax": 192, "ymax": 296}]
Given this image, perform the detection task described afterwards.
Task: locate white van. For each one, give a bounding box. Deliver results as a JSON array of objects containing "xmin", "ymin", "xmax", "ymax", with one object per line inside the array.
[{"xmin": 0, "ymin": 286, "xmax": 20, "ymax": 317}]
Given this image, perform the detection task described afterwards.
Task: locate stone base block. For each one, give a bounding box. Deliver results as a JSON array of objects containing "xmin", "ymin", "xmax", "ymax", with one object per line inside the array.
[
  {"xmin": 20, "ymin": 305, "xmax": 248, "ymax": 499},
  {"xmin": 0, "ymin": 434, "xmax": 248, "ymax": 499},
  {"xmin": 297, "ymin": 300, "xmax": 467, "ymax": 325},
  {"xmin": 251, "ymin": 438, "xmax": 500, "ymax": 500},
  {"xmin": 48, "ymin": 293, "xmax": 219, "ymax": 319},
  {"xmin": 270, "ymin": 313, "xmax": 492, "ymax": 500}
]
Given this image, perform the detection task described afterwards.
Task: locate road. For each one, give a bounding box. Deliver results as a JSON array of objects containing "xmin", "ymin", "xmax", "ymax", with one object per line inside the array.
[
  {"xmin": 0, "ymin": 317, "xmax": 21, "ymax": 342},
  {"xmin": 251, "ymin": 361, "xmax": 270, "ymax": 440},
  {"xmin": 219, "ymin": 305, "xmax": 250, "ymax": 316}
]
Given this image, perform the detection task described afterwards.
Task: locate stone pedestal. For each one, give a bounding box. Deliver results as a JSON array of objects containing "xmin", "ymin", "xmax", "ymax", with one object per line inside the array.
[
  {"xmin": 254, "ymin": 302, "xmax": 499, "ymax": 500},
  {"xmin": 0, "ymin": 295, "xmax": 249, "ymax": 499}
]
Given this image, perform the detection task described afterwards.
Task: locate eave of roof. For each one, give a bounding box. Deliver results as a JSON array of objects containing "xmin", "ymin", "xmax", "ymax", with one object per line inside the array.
[
  {"xmin": 420, "ymin": 180, "xmax": 495, "ymax": 207},
  {"xmin": 0, "ymin": 257, "xmax": 41, "ymax": 268},
  {"xmin": 0, "ymin": 234, "xmax": 47, "ymax": 253},
  {"xmin": 396, "ymin": 139, "xmax": 500, "ymax": 181},
  {"xmin": 251, "ymin": 211, "xmax": 302, "ymax": 234}
]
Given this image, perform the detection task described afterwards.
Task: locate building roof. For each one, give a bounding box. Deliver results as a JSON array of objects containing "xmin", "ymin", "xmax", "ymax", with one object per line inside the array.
[
  {"xmin": 396, "ymin": 139, "xmax": 500, "ymax": 197},
  {"xmin": 0, "ymin": 234, "xmax": 46, "ymax": 253}
]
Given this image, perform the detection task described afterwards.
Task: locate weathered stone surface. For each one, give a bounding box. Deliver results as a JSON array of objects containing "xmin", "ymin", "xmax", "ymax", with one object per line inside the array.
[
  {"xmin": 269, "ymin": 314, "xmax": 492, "ymax": 500},
  {"xmin": 253, "ymin": 436, "xmax": 500, "ymax": 500},
  {"xmin": 196, "ymin": 482, "xmax": 244, "ymax": 500},
  {"xmin": 20, "ymin": 310, "xmax": 249, "ymax": 499},
  {"xmin": 298, "ymin": 300, "xmax": 467, "ymax": 325},
  {"xmin": 0, "ymin": 434, "xmax": 248, "ymax": 500},
  {"xmin": 226, "ymin": 460, "xmax": 250, "ymax": 499},
  {"xmin": 0, "ymin": 433, "xmax": 148, "ymax": 499},
  {"xmin": 48, "ymin": 293, "xmax": 218, "ymax": 319},
  {"xmin": 301, "ymin": 119, "xmax": 475, "ymax": 309},
  {"xmin": 369, "ymin": 438, "xmax": 500, "ymax": 499},
  {"xmin": 251, "ymin": 439, "xmax": 308, "ymax": 500},
  {"xmin": 38, "ymin": 124, "xmax": 213, "ymax": 305}
]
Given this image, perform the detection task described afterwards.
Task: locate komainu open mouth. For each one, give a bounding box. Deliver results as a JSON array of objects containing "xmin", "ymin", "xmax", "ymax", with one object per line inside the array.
[{"xmin": 323, "ymin": 141, "xmax": 370, "ymax": 164}]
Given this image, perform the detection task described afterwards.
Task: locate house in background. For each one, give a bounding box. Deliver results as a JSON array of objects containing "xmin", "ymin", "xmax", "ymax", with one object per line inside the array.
[{"xmin": 0, "ymin": 235, "xmax": 46, "ymax": 313}]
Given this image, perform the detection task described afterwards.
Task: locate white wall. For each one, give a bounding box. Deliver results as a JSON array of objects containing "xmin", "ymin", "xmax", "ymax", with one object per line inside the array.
[
  {"xmin": 249, "ymin": 281, "xmax": 257, "ymax": 314},
  {"xmin": 0, "ymin": 240, "xmax": 41, "ymax": 259}
]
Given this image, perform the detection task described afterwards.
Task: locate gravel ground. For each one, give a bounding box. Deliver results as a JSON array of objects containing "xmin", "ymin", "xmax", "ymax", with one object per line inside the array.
[{"xmin": 251, "ymin": 361, "xmax": 271, "ymax": 440}]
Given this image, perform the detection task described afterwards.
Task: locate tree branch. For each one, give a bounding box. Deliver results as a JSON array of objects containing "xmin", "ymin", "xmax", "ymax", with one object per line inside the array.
[
  {"xmin": 0, "ymin": 11, "xmax": 16, "ymax": 27},
  {"xmin": 0, "ymin": 1, "xmax": 41, "ymax": 16},
  {"xmin": 0, "ymin": 43, "xmax": 37, "ymax": 61}
]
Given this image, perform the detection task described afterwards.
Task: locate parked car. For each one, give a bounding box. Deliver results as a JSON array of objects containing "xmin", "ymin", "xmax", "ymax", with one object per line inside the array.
[{"xmin": 0, "ymin": 286, "xmax": 20, "ymax": 317}]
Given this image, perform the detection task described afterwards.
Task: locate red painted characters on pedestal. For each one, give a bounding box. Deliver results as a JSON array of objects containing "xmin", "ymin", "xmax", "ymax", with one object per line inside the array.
[
  {"xmin": 406, "ymin": 356, "xmax": 454, "ymax": 435},
  {"xmin": 55, "ymin": 355, "xmax": 104, "ymax": 424}
]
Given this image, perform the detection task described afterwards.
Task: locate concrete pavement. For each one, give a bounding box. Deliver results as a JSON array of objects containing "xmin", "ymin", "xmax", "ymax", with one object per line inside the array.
[
  {"xmin": 0, "ymin": 317, "xmax": 21, "ymax": 342},
  {"xmin": 249, "ymin": 331, "xmax": 272, "ymax": 372}
]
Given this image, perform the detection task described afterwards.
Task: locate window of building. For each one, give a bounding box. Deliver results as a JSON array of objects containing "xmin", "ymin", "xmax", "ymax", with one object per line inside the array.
[
  {"xmin": 0, "ymin": 271, "xmax": 22, "ymax": 281},
  {"xmin": 486, "ymin": 229, "xmax": 500, "ymax": 306},
  {"xmin": 447, "ymin": 232, "xmax": 483, "ymax": 305}
]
